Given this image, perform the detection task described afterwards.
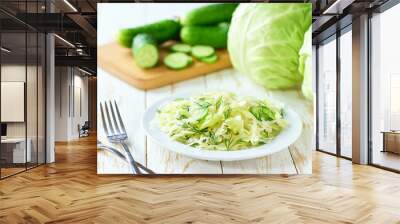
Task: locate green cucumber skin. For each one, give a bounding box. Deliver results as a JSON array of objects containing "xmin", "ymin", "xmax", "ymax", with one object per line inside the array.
[
  {"xmin": 132, "ymin": 34, "xmax": 158, "ymax": 68},
  {"xmin": 180, "ymin": 24, "xmax": 229, "ymax": 49},
  {"xmin": 117, "ymin": 20, "xmax": 181, "ymax": 48},
  {"xmin": 181, "ymin": 3, "xmax": 238, "ymax": 26},
  {"xmin": 132, "ymin": 33, "xmax": 157, "ymax": 55},
  {"xmin": 200, "ymin": 54, "xmax": 218, "ymax": 63}
]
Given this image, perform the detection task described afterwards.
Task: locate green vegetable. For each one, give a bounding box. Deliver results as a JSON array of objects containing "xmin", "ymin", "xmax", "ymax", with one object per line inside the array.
[
  {"xmin": 300, "ymin": 26, "xmax": 313, "ymax": 101},
  {"xmin": 191, "ymin": 45, "xmax": 215, "ymax": 58},
  {"xmin": 187, "ymin": 55, "xmax": 194, "ymax": 65},
  {"xmin": 181, "ymin": 3, "xmax": 239, "ymax": 26},
  {"xmin": 228, "ymin": 3, "xmax": 312, "ymax": 89},
  {"xmin": 200, "ymin": 54, "xmax": 218, "ymax": 63},
  {"xmin": 132, "ymin": 33, "xmax": 159, "ymax": 68},
  {"xmin": 156, "ymin": 92, "xmax": 287, "ymax": 150},
  {"xmin": 171, "ymin": 43, "xmax": 192, "ymax": 53},
  {"xmin": 249, "ymin": 105, "xmax": 275, "ymax": 121},
  {"xmin": 164, "ymin": 52, "xmax": 191, "ymax": 70},
  {"xmin": 180, "ymin": 23, "xmax": 229, "ymax": 49},
  {"xmin": 117, "ymin": 19, "xmax": 180, "ymax": 48}
]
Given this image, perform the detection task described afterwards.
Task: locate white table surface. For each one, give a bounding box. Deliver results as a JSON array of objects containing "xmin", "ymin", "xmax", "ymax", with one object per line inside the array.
[{"xmin": 97, "ymin": 3, "xmax": 314, "ymax": 174}]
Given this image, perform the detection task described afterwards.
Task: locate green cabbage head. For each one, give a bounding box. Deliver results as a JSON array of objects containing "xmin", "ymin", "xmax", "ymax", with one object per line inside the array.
[{"xmin": 228, "ymin": 3, "xmax": 312, "ymax": 90}]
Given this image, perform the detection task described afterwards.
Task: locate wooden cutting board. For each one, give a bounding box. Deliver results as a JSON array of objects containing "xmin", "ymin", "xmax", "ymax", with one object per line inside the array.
[{"xmin": 98, "ymin": 42, "xmax": 232, "ymax": 90}]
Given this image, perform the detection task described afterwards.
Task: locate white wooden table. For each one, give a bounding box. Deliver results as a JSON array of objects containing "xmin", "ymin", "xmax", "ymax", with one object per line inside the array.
[
  {"xmin": 97, "ymin": 3, "xmax": 313, "ymax": 174},
  {"xmin": 97, "ymin": 68, "xmax": 313, "ymax": 174}
]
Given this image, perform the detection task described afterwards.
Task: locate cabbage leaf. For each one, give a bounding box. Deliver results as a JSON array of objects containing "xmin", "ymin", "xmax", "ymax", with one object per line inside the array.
[
  {"xmin": 228, "ymin": 3, "xmax": 312, "ymax": 90},
  {"xmin": 300, "ymin": 26, "xmax": 313, "ymax": 101}
]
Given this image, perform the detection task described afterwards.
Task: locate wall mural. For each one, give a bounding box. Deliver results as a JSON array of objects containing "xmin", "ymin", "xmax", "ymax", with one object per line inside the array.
[{"xmin": 97, "ymin": 3, "xmax": 314, "ymax": 175}]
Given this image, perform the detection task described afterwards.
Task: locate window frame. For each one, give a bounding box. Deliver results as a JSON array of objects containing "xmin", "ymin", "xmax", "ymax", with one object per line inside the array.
[
  {"xmin": 0, "ymin": 0, "xmax": 48, "ymax": 180},
  {"xmin": 367, "ymin": 1, "xmax": 400, "ymax": 173},
  {"xmin": 315, "ymin": 25, "xmax": 352, "ymax": 161}
]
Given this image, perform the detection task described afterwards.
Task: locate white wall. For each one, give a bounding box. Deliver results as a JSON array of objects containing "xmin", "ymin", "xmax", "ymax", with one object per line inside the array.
[
  {"xmin": 1, "ymin": 64, "xmax": 47, "ymax": 163},
  {"xmin": 71, "ymin": 72, "xmax": 89, "ymax": 138},
  {"xmin": 1, "ymin": 65, "xmax": 34, "ymax": 138},
  {"xmin": 54, "ymin": 67, "xmax": 89, "ymax": 141},
  {"xmin": 1, "ymin": 82, "xmax": 25, "ymax": 122},
  {"xmin": 55, "ymin": 66, "xmax": 69, "ymax": 141}
]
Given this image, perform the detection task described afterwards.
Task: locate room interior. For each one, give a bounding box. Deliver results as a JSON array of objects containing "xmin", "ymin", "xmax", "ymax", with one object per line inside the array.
[
  {"xmin": 0, "ymin": 0, "xmax": 399, "ymax": 222},
  {"xmin": 315, "ymin": 0, "xmax": 400, "ymax": 172},
  {"xmin": 369, "ymin": 6, "xmax": 400, "ymax": 170},
  {"xmin": 0, "ymin": 0, "xmax": 97, "ymax": 179},
  {"xmin": 0, "ymin": 29, "xmax": 46, "ymax": 178}
]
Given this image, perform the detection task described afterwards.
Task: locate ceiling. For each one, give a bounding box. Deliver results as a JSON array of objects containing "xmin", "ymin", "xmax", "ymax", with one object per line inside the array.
[
  {"xmin": 311, "ymin": 0, "xmax": 393, "ymax": 44},
  {"xmin": 0, "ymin": 0, "xmax": 396, "ymax": 74},
  {"xmin": 0, "ymin": 0, "xmax": 99, "ymax": 74}
]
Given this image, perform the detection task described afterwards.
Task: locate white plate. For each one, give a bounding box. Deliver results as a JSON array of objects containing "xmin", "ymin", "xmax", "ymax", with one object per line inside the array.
[{"xmin": 142, "ymin": 92, "xmax": 303, "ymax": 161}]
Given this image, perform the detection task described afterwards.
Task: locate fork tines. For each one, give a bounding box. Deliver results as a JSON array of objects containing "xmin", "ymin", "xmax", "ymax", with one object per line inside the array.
[
  {"xmin": 100, "ymin": 100, "xmax": 126, "ymax": 138},
  {"xmin": 100, "ymin": 100, "xmax": 146, "ymax": 175}
]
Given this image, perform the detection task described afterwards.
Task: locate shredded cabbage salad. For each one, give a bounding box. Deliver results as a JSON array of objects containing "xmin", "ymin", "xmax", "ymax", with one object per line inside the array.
[{"xmin": 155, "ymin": 92, "xmax": 287, "ymax": 150}]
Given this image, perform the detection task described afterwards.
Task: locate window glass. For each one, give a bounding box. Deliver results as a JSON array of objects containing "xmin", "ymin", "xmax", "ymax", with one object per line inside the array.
[
  {"xmin": 318, "ymin": 36, "xmax": 337, "ymax": 154},
  {"xmin": 1, "ymin": 30, "xmax": 28, "ymax": 178},
  {"xmin": 371, "ymin": 3, "xmax": 400, "ymax": 171},
  {"xmin": 0, "ymin": 1, "xmax": 46, "ymax": 178},
  {"xmin": 27, "ymin": 30, "xmax": 38, "ymax": 169},
  {"xmin": 340, "ymin": 29, "xmax": 352, "ymax": 158}
]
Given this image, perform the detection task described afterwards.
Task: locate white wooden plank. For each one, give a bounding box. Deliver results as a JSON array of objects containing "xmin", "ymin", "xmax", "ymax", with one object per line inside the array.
[
  {"xmin": 97, "ymin": 68, "xmax": 146, "ymax": 174},
  {"xmin": 270, "ymin": 91, "xmax": 314, "ymax": 174},
  {"xmin": 146, "ymin": 77, "xmax": 222, "ymax": 174},
  {"xmin": 145, "ymin": 85, "xmax": 172, "ymax": 173},
  {"xmin": 222, "ymin": 150, "xmax": 297, "ymax": 174}
]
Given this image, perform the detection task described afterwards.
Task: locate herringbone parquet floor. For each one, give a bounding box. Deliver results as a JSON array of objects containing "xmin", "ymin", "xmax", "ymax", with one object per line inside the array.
[{"xmin": 1, "ymin": 135, "xmax": 400, "ymax": 224}]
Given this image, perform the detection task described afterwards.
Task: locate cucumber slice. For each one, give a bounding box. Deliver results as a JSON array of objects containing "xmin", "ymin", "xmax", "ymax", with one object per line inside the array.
[
  {"xmin": 171, "ymin": 43, "xmax": 192, "ymax": 53},
  {"xmin": 134, "ymin": 45, "xmax": 158, "ymax": 68},
  {"xmin": 200, "ymin": 54, "xmax": 218, "ymax": 64},
  {"xmin": 132, "ymin": 33, "xmax": 159, "ymax": 68},
  {"xmin": 191, "ymin": 45, "xmax": 215, "ymax": 58},
  {"xmin": 164, "ymin": 52, "xmax": 190, "ymax": 70}
]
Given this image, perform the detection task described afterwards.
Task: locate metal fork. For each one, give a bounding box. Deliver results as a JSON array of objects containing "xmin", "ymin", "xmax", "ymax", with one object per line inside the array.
[
  {"xmin": 100, "ymin": 100, "xmax": 141, "ymax": 174},
  {"xmin": 97, "ymin": 141, "xmax": 154, "ymax": 174}
]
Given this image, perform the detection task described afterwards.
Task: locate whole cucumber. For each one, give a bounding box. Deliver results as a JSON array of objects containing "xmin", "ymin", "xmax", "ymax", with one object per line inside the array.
[
  {"xmin": 180, "ymin": 23, "xmax": 229, "ymax": 49},
  {"xmin": 117, "ymin": 19, "xmax": 180, "ymax": 48},
  {"xmin": 181, "ymin": 3, "xmax": 239, "ymax": 26},
  {"xmin": 132, "ymin": 33, "xmax": 159, "ymax": 68}
]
